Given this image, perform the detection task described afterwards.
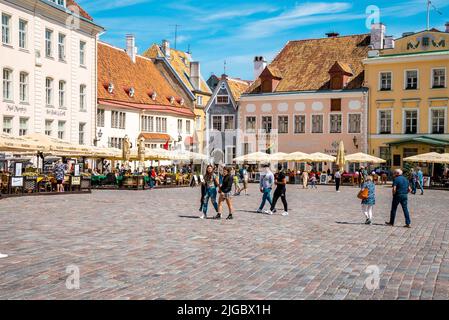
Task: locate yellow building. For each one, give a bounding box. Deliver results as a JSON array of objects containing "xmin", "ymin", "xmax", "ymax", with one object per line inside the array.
[
  {"xmin": 143, "ymin": 41, "xmax": 212, "ymax": 153},
  {"xmin": 364, "ymin": 27, "xmax": 449, "ymax": 170}
]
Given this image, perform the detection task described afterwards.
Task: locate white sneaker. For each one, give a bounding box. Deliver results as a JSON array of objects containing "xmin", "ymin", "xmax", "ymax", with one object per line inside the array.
[
  {"xmin": 264, "ymin": 210, "xmax": 273, "ymax": 215},
  {"xmin": 0, "ymin": 253, "xmax": 8, "ymax": 259},
  {"xmin": 282, "ymin": 212, "xmax": 289, "ymax": 216},
  {"xmin": 199, "ymin": 214, "xmax": 206, "ymax": 219}
]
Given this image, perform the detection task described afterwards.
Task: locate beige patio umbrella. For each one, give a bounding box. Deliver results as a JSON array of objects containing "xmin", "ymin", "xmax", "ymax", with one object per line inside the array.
[
  {"xmin": 308, "ymin": 152, "xmax": 336, "ymax": 163},
  {"xmin": 0, "ymin": 133, "xmax": 48, "ymax": 152},
  {"xmin": 22, "ymin": 133, "xmax": 91, "ymax": 156},
  {"xmin": 404, "ymin": 152, "xmax": 449, "ymax": 164},
  {"xmin": 336, "ymin": 141, "xmax": 346, "ymax": 169},
  {"xmin": 345, "ymin": 152, "xmax": 386, "ymax": 164},
  {"xmin": 282, "ymin": 152, "xmax": 311, "ymax": 162},
  {"xmin": 234, "ymin": 151, "xmax": 269, "ymax": 163},
  {"xmin": 269, "ymin": 152, "xmax": 288, "ymax": 161}
]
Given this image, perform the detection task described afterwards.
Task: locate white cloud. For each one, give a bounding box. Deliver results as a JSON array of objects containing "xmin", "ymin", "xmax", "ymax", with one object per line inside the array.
[
  {"xmin": 78, "ymin": 0, "xmax": 151, "ymax": 13},
  {"xmin": 199, "ymin": 5, "xmax": 278, "ymax": 22}
]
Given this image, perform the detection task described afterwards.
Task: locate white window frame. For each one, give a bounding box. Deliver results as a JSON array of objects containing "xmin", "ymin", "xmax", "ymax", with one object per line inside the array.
[
  {"xmin": 186, "ymin": 120, "xmax": 191, "ymax": 134},
  {"xmin": 378, "ymin": 71, "xmax": 393, "ymax": 91},
  {"xmin": 311, "ymin": 113, "xmax": 324, "ymax": 134},
  {"xmin": 404, "ymin": 69, "xmax": 419, "ymax": 90},
  {"xmin": 197, "ymin": 95, "xmax": 203, "ymax": 106},
  {"xmin": 177, "ymin": 119, "xmax": 183, "ymax": 133},
  {"xmin": 402, "ymin": 108, "xmax": 419, "ymax": 134},
  {"xmin": 245, "ymin": 115, "xmax": 257, "ymax": 133},
  {"xmin": 328, "ymin": 113, "xmax": 343, "ymax": 134},
  {"xmin": 58, "ymin": 120, "xmax": 65, "ymax": 140},
  {"xmin": 431, "ymin": 67, "xmax": 446, "ymax": 89},
  {"xmin": 2, "ymin": 13, "xmax": 11, "ymax": 45},
  {"xmin": 19, "ymin": 117, "xmax": 28, "ymax": 136},
  {"xmin": 277, "ymin": 115, "xmax": 289, "ymax": 134},
  {"xmin": 79, "ymin": 84, "xmax": 87, "ymax": 111},
  {"xmin": 3, "ymin": 68, "xmax": 13, "ymax": 101},
  {"xmin": 80, "ymin": 41, "xmax": 86, "ymax": 66},
  {"xmin": 2, "ymin": 116, "xmax": 13, "ymax": 134},
  {"xmin": 293, "ymin": 114, "xmax": 306, "ymax": 134},
  {"xmin": 18, "ymin": 19, "xmax": 28, "ymax": 49},
  {"xmin": 19, "ymin": 72, "xmax": 29, "ymax": 103},
  {"xmin": 45, "ymin": 119, "xmax": 53, "ymax": 136},
  {"xmin": 260, "ymin": 115, "xmax": 273, "ymax": 134},
  {"xmin": 347, "ymin": 113, "xmax": 362, "ymax": 134},
  {"xmin": 224, "ymin": 115, "xmax": 235, "ymax": 131},
  {"xmin": 79, "ymin": 122, "xmax": 86, "ymax": 145},
  {"xmin": 45, "ymin": 77, "xmax": 54, "ymax": 107},
  {"xmin": 58, "ymin": 33, "xmax": 66, "ymax": 61},
  {"xmin": 212, "ymin": 115, "xmax": 223, "ymax": 132},
  {"xmin": 45, "ymin": 29, "xmax": 53, "ymax": 58},
  {"xmin": 377, "ymin": 109, "xmax": 393, "ymax": 134},
  {"xmin": 429, "ymin": 107, "xmax": 447, "ymax": 134},
  {"xmin": 216, "ymin": 95, "xmax": 229, "ymax": 105},
  {"xmin": 58, "ymin": 80, "xmax": 66, "ymax": 109}
]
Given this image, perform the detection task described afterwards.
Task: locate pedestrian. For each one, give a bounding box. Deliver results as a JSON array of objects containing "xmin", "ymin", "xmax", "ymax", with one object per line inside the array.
[
  {"xmin": 267, "ymin": 164, "xmax": 289, "ymax": 216},
  {"xmin": 309, "ymin": 173, "xmax": 318, "ymax": 189},
  {"xmin": 257, "ymin": 164, "xmax": 274, "ymax": 213},
  {"xmin": 302, "ymin": 170, "xmax": 309, "ymax": 189},
  {"xmin": 199, "ymin": 181, "xmax": 206, "ymax": 212},
  {"xmin": 232, "ymin": 168, "xmax": 241, "ymax": 196},
  {"xmin": 417, "ymin": 167, "xmax": 424, "ymax": 195},
  {"xmin": 53, "ymin": 159, "xmax": 66, "ymax": 193},
  {"xmin": 240, "ymin": 165, "xmax": 250, "ymax": 196},
  {"xmin": 335, "ymin": 170, "xmax": 342, "ymax": 192},
  {"xmin": 386, "ymin": 169, "xmax": 412, "ymax": 228},
  {"xmin": 410, "ymin": 168, "xmax": 417, "ymax": 195},
  {"xmin": 360, "ymin": 176, "xmax": 376, "ymax": 225},
  {"xmin": 216, "ymin": 167, "xmax": 235, "ymax": 220},
  {"xmin": 200, "ymin": 165, "xmax": 219, "ymax": 219}
]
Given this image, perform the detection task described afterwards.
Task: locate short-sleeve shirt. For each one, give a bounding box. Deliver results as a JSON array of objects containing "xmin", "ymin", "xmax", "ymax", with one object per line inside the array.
[{"xmin": 393, "ymin": 175, "xmax": 409, "ymax": 195}]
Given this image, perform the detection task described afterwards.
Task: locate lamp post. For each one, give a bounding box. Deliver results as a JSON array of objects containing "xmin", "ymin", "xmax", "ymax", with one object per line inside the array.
[{"xmin": 94, "ymin": 129, "xmax": 103, "ymax": 146}]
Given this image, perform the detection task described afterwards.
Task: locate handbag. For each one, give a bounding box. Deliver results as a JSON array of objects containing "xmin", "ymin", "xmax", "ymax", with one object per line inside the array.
[{"xmin": 357, "ymin": 188, "xmax": 369, "ymax": 200}]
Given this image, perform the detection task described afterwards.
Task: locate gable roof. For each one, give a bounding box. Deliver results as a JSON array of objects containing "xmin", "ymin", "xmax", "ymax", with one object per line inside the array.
[
  {"xmin": 143, "ymin": 44, "xmax": 212, "ymax": 95},
  {"xmin": 227, "ymin": 78, "xmax": 252, "ymax": 101},
  {"xmin": 97, "ymin": 42, "xmax": 194, "ymax": 116},
  {"xmin": 246, "ymin": 34, "xmax": 371, "ymax": 94},
  {"xmin": 66, "ymin": 0, "xmax": 93, "ymax": 21}
]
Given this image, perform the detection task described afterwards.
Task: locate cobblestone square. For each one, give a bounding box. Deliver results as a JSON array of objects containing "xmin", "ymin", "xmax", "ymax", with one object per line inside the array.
[{"xmin": 1, "ymin": 184, "xmax": 449, "ymax": 300}]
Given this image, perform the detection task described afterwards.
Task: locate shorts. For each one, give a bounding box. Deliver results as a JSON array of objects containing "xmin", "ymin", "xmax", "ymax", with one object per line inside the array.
[
  {"xmin": 57, "ymin": 180, "xmax": 63, "ymax": 185},
  {"xmin": 222, "ymin": 192, "xmax": 232, "ymax": 199}
]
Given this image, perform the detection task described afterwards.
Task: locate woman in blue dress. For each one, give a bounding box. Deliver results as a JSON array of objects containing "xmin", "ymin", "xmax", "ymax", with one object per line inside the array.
[{"xmin": 361, "ymin": 176, "xmax": 376, "ymax": 225}]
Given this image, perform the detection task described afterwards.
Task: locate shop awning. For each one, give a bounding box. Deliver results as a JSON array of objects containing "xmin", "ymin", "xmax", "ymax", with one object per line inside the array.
[{"xmin": 387, "ymin": 136, "xmax": 449, "ymax": 147}]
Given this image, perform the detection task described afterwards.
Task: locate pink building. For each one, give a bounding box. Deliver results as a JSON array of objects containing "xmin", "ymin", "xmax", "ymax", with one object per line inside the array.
[{"xmin": 238, "ymin": 33, "xmax": 371, "ymax": 170}]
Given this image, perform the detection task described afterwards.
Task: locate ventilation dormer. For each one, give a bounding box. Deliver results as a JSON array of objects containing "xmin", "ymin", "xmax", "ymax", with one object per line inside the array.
[
  {"xmin": 129, "ymin": 87, "xmax": 135, "ymax": 98},
  {"xmin": 150, "ymin": 91, "xmax": 157, "ymax": 101},
  {"xmin": 328, "ymin": 61, "xmax": 353, "ymax": 90},
  {"xmin": 107, "ymin": 82, "xmax": 114, "ymax": 94},
  {"xmin": 169, "ymin": 96, "xmax": 175, "ymax": 104}
]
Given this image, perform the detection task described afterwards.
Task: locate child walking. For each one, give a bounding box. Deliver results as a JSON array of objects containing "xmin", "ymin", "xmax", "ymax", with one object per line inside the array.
[{"xmin": 361, "ymin": 176, "xmax": 376, "ymax": 225}]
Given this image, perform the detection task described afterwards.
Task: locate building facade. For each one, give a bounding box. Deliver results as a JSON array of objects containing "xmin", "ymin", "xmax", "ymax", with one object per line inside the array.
[
  {"xmin": 143, "ymin": 41, "xmax": 212, "ymax": 153},
  {"xmin": 364, "ymin": 25, "xmax": 449, "ymax": 169},
  {"xmin": 96, "ymin": 38, "xmax": 195, "ymax": 154},
  {"xmin": 205, "ymin": 74, "xmax": 251, "ymax": 164},
  {"xmin": 0, "ymin": 0, "xmax": 102, "ymax": 145},
  {"xmin": 240, "ymin": 33, "xmax": 373, "ymax": 170}
]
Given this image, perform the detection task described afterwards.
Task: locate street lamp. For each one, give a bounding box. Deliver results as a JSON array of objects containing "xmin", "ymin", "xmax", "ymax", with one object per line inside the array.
[
  {"xmin": 353, "ymin": 136, "xmax": 359, "ymax": 149},
  {"xmin": 94, "ymin": 129, "xmax": 103, "ymax": 146}
]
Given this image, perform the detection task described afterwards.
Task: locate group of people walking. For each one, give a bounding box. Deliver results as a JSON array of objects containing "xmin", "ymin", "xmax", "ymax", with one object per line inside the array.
[{"xmin": 199, "ymin": 163, "xmax": 289, "ymax": 220}]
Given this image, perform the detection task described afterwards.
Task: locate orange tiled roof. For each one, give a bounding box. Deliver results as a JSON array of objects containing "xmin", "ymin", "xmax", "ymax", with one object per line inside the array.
[
  {"xmin": 66, "ymin": 0, "xmax": 93, "ymax": 21},
  {"xmin": 98, "ymin": 42, "xmax": 193, "ymax": 113},
  {"xmin": 247, "ymin": 34, "xmax": 371, "ymax": 93},
  {"xmin": 143, "ymin": 44, "xmax": 212, "ymax": 95},
  {"xmin": 227, "ymin": 78, "xmax": 252, "ymax": 102}
]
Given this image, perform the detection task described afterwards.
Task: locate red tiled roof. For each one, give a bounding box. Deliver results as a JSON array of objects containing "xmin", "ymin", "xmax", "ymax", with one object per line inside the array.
[
  {"xmin": 98, "ymin": 42, "xmax": 194, "ymax": 116},
  {"xmin": 66, "ymin": 0, "xmax": 93, "ymax": 21},
  {"xmin": 139, "ymin": 133, "xmax": 173, "ymax": 141},
  {"xmin": 247, "ymin": 34, "xmax": 371, "ymax": 93},
  {"xmin": 98, "ymin": 99, "xmax": 195, "ymax": 117}
]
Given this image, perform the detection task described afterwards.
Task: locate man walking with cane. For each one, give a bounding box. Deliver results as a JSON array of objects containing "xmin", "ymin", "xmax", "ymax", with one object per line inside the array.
[{"xmin": 386, "ymin": 169, "xmax": 412, "ymax": 228}]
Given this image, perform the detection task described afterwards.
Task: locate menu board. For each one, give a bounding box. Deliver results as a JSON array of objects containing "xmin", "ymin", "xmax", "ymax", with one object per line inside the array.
[{"xmin": 11, "ymin": 177, "xmax": 24, "ymax": 187}]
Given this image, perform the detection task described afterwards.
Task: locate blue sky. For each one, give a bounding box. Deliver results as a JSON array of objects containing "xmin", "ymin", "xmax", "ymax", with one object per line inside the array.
[{"xmin": 77, "ymin": 0, "xmax": 449, "ymax": 80}]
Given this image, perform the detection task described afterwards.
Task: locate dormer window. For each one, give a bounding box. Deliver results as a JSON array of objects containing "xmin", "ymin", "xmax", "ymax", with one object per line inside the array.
[
  {"xmin": 51, "ymin": 0, "xmax": 66, "ymax": 7},
  {"xmin": 422, "ymin": 37, "xmax": 430, "ymax": 47},
  {"xmin": 179, "ymin": 98, "xmax": 185, "ymax": 106},
  {"xmin": 129, "ymin": 87, "xmax": 135, "ymax": 98},
  {"xmin": 216, "ymin": 95, "xmax": 229, "ymax": 104},
  {"xmin": 169, "ymin": 96, "xmax": 175, "ymax": 104},
  {"xmin": 108, "ymin": 83, "xmax": 114, "ymax": 94},
  {"xmin": 151, "ymin": 92, "xmax": 157, "ymax": 100}
]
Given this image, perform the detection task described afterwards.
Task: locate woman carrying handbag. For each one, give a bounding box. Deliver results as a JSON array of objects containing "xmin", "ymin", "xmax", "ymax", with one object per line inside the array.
[{"xmin": 358, "ymin": 176, "xmax": 376, "ymax": 225}]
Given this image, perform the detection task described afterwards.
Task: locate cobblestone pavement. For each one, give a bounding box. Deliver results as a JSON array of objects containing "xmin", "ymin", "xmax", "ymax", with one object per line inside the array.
[{"xmin": 1, "ymin": 184, "xmax": 449, "ymax": 300}]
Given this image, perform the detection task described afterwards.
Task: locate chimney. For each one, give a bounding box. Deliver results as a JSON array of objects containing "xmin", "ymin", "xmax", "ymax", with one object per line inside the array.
[
  {"xmin": 190, "ymin": 61, "xmax": 200, "ymax": 91},
  {"xmin": 384, "ymin": 36, "xmax": 395, "ymax": 49},
  {"xmin": 445, "ymin": 22, "xmax": 449, "ymax": 33},
  {"xmin": 326, "ymin": 32, "xmax": 339, "ymax": 38},
  {"xmin": 253, "ymin": 56, "xmax": 267, "ymax": 80},
  {"xmin": 126, "ymin": 34, "xmax": 137, "ymax": 63},
  {"xmin": 370, "ymin": 23, "xmax": 386, "ymax": 50},
  {"xmin": 162, "ymin": 39, "xmax": 170, "ymax": 58}
]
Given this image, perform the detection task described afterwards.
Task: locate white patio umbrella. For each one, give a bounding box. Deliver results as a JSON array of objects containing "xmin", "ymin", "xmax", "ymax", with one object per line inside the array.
[
  {"xmin": 404, "ymin": 152, "xmax": 449, "ymax": 164},
  {"xmin": 282, "ymin": 152, "xmax": 311, "ymax": 162},
  {"xmin": 308, "ymin": 152, "xmax": 336, "ymax": 163},
  {"xmin": 234, "ymin": 151, "xmax": 270, "ymax": 163},
  {"xmin": 345, "ymin": 153, "xmax": 386, "ymax": 164}
]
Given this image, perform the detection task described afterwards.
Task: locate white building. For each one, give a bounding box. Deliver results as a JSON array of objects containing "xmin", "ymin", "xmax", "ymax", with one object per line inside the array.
[
  {"xmin": 96, "ymin": 38, "xmax": 196, "ymax": 153},
  {"xmin": 0, "ymin": 0, "xmax": 103, "ymax": 145}
]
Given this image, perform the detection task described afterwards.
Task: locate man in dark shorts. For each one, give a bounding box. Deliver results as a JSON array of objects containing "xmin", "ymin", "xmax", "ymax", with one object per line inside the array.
[
  {"xmin": 267, "ymin": 164, "xmax": 289, "ymax": 216},
  {"xmin": 386, "ymin": 169, "xmax": 412, "ymax": 228}
]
